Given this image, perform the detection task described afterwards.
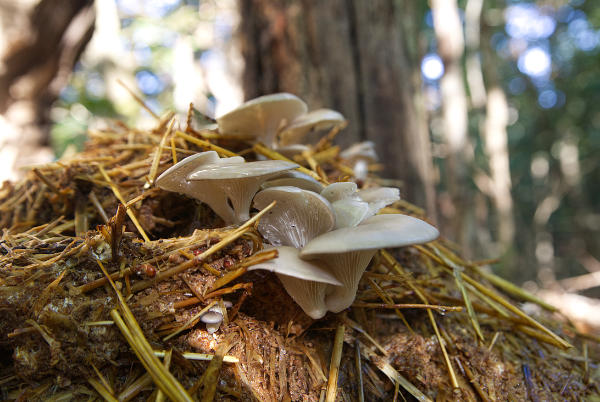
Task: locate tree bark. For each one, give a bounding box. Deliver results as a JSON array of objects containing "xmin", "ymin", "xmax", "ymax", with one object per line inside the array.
[
  {"xmin": 0, "ymin": 0, "xmax": 95, "ymax": 183},
  {"xmin": 239, "ymin": 0, "xmax": 436, "ymax": 215}
]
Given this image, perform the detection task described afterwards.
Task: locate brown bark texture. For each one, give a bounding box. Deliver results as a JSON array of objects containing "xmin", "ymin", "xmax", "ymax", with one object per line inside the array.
[
  {"xmin": 239, "ymin": 0, "xmax": 436, "ymax": 214},
  {"xmin": 0, "ymin": 0, "xmax": 94, "ymax": 180}
]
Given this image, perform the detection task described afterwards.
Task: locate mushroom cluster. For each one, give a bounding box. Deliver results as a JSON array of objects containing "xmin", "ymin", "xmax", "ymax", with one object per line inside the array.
[
  {"xmin": 155, "ymin": 151, "xmax": 298, "ymax": 224},
  {"xmin": 216, "ymin": 93, "xmax": 346, "ymax": 155},
  {"xmin": 155, "ymin": 94, "xmax": 439, "ymax": 321},
  {"xmin": 248, "ymin": 182, "xmax": 439, "ymax": 319}
]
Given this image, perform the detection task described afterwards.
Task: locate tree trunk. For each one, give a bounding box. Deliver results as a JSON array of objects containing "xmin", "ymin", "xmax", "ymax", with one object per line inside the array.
[
  {"xmin": 239, "ymin": 0, "xmax": 436, "ymax": 215},
  {"xmin": 0, "ymin": 0, "xmax": 95, "ymax": 183}
]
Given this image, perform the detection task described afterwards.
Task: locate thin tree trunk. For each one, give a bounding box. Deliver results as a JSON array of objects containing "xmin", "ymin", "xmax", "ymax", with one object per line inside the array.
[
  {"xmin": 431, "ymin": 0, "xmax": 472, "ymax": 249},
  {"xmin": 484, "ymin": 88, "xmax": 514, "ymax": 247},
  {"xmin": 0, "ymin": 0, "xmax": 95, "ymax": 183},
  {"xmin": 476, "ymin": 6, "xmax": 515, "ymax": 254},
  {"xmin": 239, "ymin": 0, "xmax": 436, "ymax": 215}
]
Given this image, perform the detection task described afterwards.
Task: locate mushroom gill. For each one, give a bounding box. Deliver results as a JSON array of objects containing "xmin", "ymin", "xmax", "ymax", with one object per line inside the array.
[
  {"xmin": 253, "ymin": 186, "xmax": 335, "ymax": 248},
  {"xmin": 156, "ymin": 152, "xmax": 298, "ymax": 224},
  {"xmin": 300, "ymin": 214, "xmax": 439, "ymax": 313},
  {"xmin": 187, "ymin": 160, "xmax": 298, "ymax": 224}
]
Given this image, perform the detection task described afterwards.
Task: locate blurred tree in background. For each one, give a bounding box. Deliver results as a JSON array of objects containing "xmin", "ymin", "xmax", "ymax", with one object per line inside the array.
[
  {"xmin": 0, "ymin": 0, "xmax": 598, "ymax": 297},
  {"xmin": 239, "ymin": 0, "xmax": 437, "ymax": 217},
  {"xmin": 0, "ymin": 0, "xmax": 95, "ymax": 182}
]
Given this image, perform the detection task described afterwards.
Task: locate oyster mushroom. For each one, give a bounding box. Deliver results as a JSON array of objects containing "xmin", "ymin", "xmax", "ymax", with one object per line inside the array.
[
  {"xmin": 248, "ymin": 246, "xmax": 342, "ymax": 319},
  {"xmin": 253, "ymin": 186, "xmax": 335, "ymax": 248},
  {"xmin": 273, "ymin": 144, "xmax": 310, "ymax": 160},
  {"xmin": 216, "ymin": 93, "xmax": 308, "ymax": 147},
  {"xmin": 261, "ymin": 170, "xmax": 324, "ymax": 193},
  {"xmin": 300, "ymin": 214, "xmax": 439, "ymax": 313},
  {"xmin": 155, "ymin": 151, "xmax": 221, "ymax": 196},
  {"xmin": 320, "ymin": 182, "xmax": 359, "ymax": 203},
  {"xmin": 156, "ymin": 151, "xmax": 282, "ymax": 224},
  {"xmin": 358, "ymin": 186, "xmax": 400, "ymax": 216},
  {"xmin": 200, "ymin": 301, "xmax": 233, "ymax": 334},
  {"xmin": 278, "ymin": 109, "xmax": 346, "ymax": 146},
  {"xmin": 320, "ymin": 182, "xmax": 399, "ymax": 229},
  {"xmin": 321, "ymin": 182, "xmax": 369, "ymax": 228},
  {"xmin": 155, "ymin": 150, "xmax": 245, "ymax": 197},
  {"xmin": 186, "ymin": 159, "xmax": 298, "ymax": 224},
  {"xmin": 340, "ymin": 141, "xmax": 378, "ymax": 181}
]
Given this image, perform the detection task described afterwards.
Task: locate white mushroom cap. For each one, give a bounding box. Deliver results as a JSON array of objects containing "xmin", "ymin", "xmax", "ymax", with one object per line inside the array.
[
  {"xmin": 320, "ymin": 182, "xmax": 358, "ymax": 203},
  {"xmin": 200, "ymin": 311, "xmax": 223, "ymax": 324},
  {"xmin": 321, "ymin": 183, "xmax": 400, "ymax": 228},
  {"xmin": 300, "ymin": 214, "xmax": 439, "ymax": 313},
  {"xmin": 186, "ymin": 160, "xmax": 298, "ymax": 224},
  {"xmin": 201, "ymin": 302, "xmax": 232, "ymax": 334},
  {"xmin": 358, "ymin": 187, "xmax": 400, "ymax": 218},
  {"xmin": 261, "ymin": 170, "xmax": 324, "ymax": 193},
  {"xmin": 274, "ymin": 144, "xmax": 309, "ymax": 160},
  {"xmin": 339, "ymin": 141, "xmax": 378, "ymax": 164},
  {"xmin": 279, "ymin": 109, "xmax": 346, "ymax": 146},
  {"xmin": 321, "ymin": 182, "xmax": 369, "ymax": 228},
  {"xmin": 330, "ymin": 197, "xmax": 370, "ymax": 229},
  {"xmin": 156, "ymin": 151, "xmax": 246, "ymax": 201},
  {"xmin": 248, "ymin": 246, "xmax": 342, "ymax": 319},
  {"xmin": 253, "ymin": 186, "xmax": 335, "ymax": 248},
  {"xmin": 155, "ymin": 151, "xmax": 221, "ymax": 195},
  {"xmin": 216, "ymin": 93, "xmax": 308, "ymax": 146},
  {"xmin": 340, "ymin": 141, "xmax": 378, "ymax": 181}
]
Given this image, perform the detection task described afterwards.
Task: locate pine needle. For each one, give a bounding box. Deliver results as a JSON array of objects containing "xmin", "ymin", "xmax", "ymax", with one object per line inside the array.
[
  {"xmin": 253, "ymin": 142, "xmax": 325, "ymax": 182},
  {"xmin": 130, "ymin": 200, "xmax": 276, "ymax": 293},
  {"xmin": 153, "ymin": 350, "xmax": 239, "ymax": 363},
  {"xmin": 325, "ymin": 324, "xmax": 345, "ymax": 402},
  {"xmin": 97, "ymin": 164, "xmax": 150, "ymax": 242},
  {"xmin": 418, "ymin": 245, "xmax": 572, "ymax": 349},
  {"xmin": 117, "ymin": 78, "xmax": 159, "ymax": 120},
  {"xmin": 382, "ymin": 250, "xmax": 459, "ymax": 388},
  {"xmin": 434, "ymin": 243, "xmax": 557, "ymax": 311},
  {"xmin": 175, "ymin": 130, "xmax": 238, "ymax": 157},
  {"xmin": 147, "ymin": 118, "xmax": 175, "ymax": 187},
  {"xmin": 88, "ymin": 378, "xmax": 118, "ymax": 402},
  {"xmin": 355, "ymin": 340, "xmax": 365, "ymax": 402},
  {"xmin": 163, "ymin": 301, "xmax": 217, "ymax": 341},
  {"xmin": 97, "ymin": 260, "xmax": 193, "ymax": 402},
  {"xmin": 452, "ymin": 266, "xmax": 484, "ymax": 341},
  {"xmin": 117, "ymin": 373, "xmax": 152, "ymax": 402}
]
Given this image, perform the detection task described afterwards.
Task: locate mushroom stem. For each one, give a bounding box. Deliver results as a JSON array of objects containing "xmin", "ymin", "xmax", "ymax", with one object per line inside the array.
[
  {"xmin": 319, "ymin": 250, "xmax": 377, "ymax": 313},
  {"xmin": 247, "ymin": 246, "xmax": 342, "ymax": 319},
  {"xmin": 213, "ymin": 179, "xmax": 262, "ymax": 224},
  {"xmin": 277, "ymin": 273, "xmax": 330, "ymax": 319}
]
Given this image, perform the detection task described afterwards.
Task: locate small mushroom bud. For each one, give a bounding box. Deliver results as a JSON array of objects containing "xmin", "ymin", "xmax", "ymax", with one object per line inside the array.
[{"xmin": 200, "ymin": 311, "xmax": 223, "ymax": 324}]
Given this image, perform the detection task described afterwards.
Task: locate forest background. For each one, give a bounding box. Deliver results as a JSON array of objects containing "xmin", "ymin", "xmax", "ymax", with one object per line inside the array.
[{"xmin": 0, "ymin": 0, "xmax": 598, "ymax": 305}]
